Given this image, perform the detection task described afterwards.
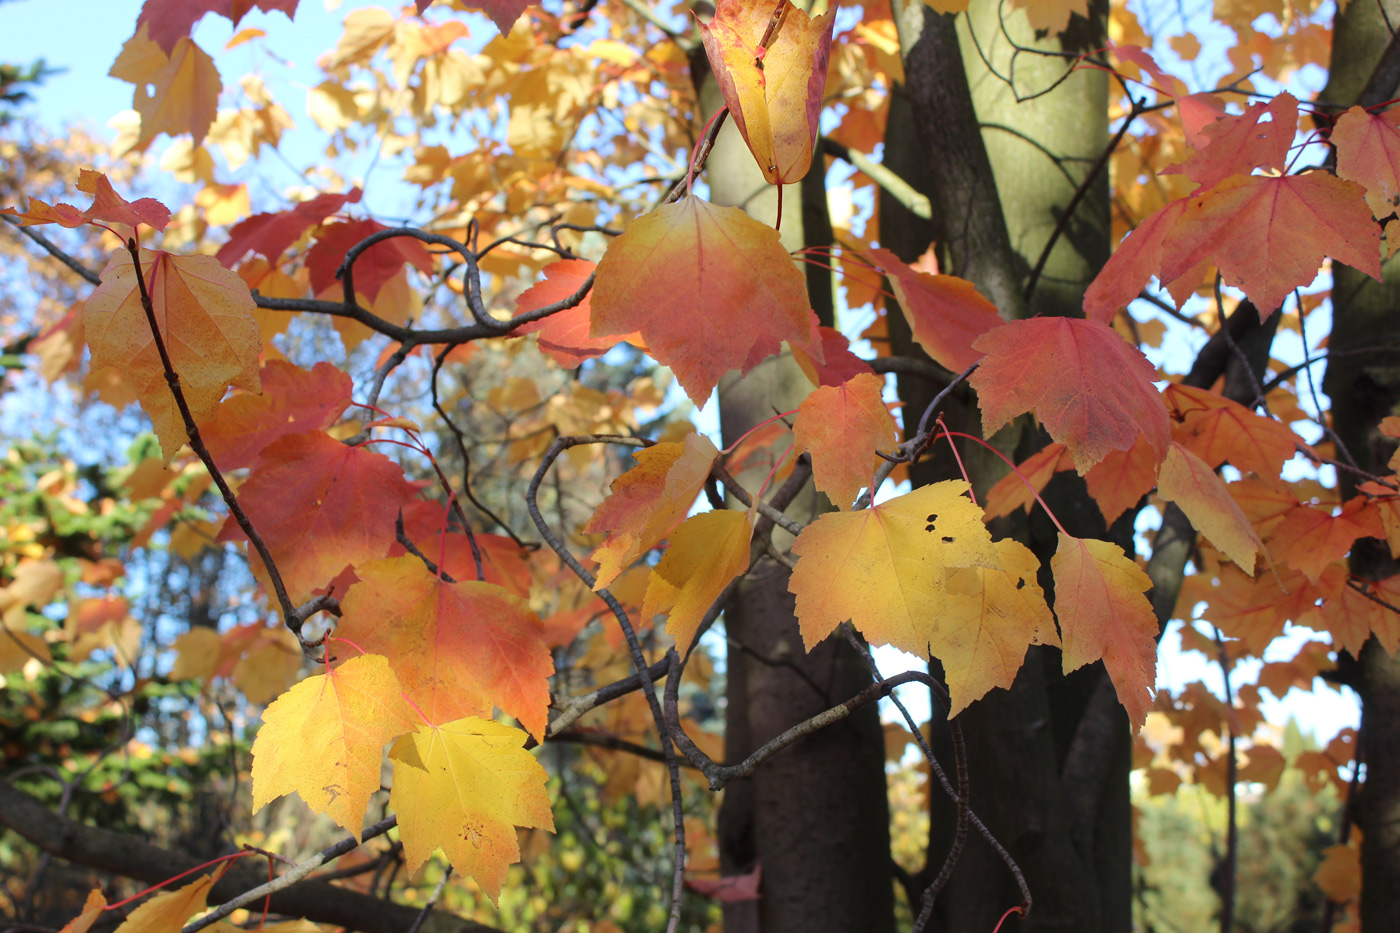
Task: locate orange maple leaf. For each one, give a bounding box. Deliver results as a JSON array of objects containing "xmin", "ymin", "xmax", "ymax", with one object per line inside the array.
[
  {"xmin": 1163, "ymin": 383, "xmax": 1304, "ymax": 478},
  {"xmin": 642, "ymin": 509, "xmax": 755, "ymax": 653},
  {"xmin": 590, "ymin": 196, "xmax": 818, "ymax": 404},
  {"xmin": 983, "ymin": 442, "xmax": 1071, "ymax": 521},
  {"xmin": 2, "ymin": 169, "xmax": 171, "ymax": 231},
  {"xmin": 251, "ymin": 654, "xmax": 417, "ymax": 837},
  {"xmin": 202, "ymin": 360, "xmax": 353, "ymax": 471},
  {"xmin": 1156, "ymin": 442, "xmax": 1265, "ymax": 573},
  {"xmin": 389, "ymin": 717, "xmax": 554, "ymax": 902},
  {"xmin": 584, "ymin": 433, "xmax": 720, "ymax": 589},
  {"xmin": 1162, "ymin": 93, "xmax": 1297, "ymax": 191},
  {"xmin": 218, "ymin": 431, "xmax": 420, "ymax": 603},
  {"xmin": 969, "ymin": 317, "xmax": 1169, "ymax": 474},
  {"xmin": 54, "ymin": 891, "xmax": 106, "ymax": 933},
  {"xmin": 512, "ymin": 259, "xmax": 640, "ymax": 368},
  {"xmin": 1051, "ymin": 534, "xmax": 1158, "ymax": 729},
  {"xmin": 1083, "ymin": 434, "xmax": 1160, "ymax": 525},
  {"xmin": 1332, "ymin": 104, "xmax": 1400, "ymax": 218},
  {"xmin": 791, "ymin": 372, "xmax": 898, "ymax": 510},
  {"xmin": 1159, "ymin": 172, "xmax": 1381, "ymax": 319},
  {"xmin": 698, "ymin": 0, "xmax": 836, "ymax": 184},
  {"xmin": 868, "ymin": 247, "xmax": 1002, "ymax": 372},
  {"xmin": 85, "ymin": 249, "xmax": 261, "ymax": 463},
  {"xmin": 792, "ymin": 318, "xmax": 876, "ymax": 387},
  {"xmin": 337, "ymin": 556, "xmax": 554, "ymax": 740}
]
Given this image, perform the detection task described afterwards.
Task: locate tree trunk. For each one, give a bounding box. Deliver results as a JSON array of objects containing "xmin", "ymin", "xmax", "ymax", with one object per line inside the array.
[
  {"xmin": 691, "ymin": 41, "xmax": 897, "ymax": 933},
  {"xmin": 1321, "ymin": 4, "xmax": 1400, "ymax": 927}
]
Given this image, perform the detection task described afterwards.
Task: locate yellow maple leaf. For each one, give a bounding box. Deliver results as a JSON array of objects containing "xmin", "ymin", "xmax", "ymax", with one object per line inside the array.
[
  {"xmin": 789, "ymin": 481, "xmax": 1001, "ymax": 655},
  {"xmin": 584, "ymin": 433, "xmax": 720, "ymax": 589},
  {"xmin": 251, "ymin": 654, "xmax": 416, "ymax": 838},
  {"xmin": 939, "ymin": 539, "xmax": 1060, "ymax": 715},
  {"xmin": 389, "ymin": 717, "xmax": 554, "ymax": 902},
  {"xmin": 642, "ymin": 509, "xmax": 756, "ymax": 653},
  {"xmin": 109, "ymin": 27, "xmax": 221, "ymax": 150},
  {"xmin": 112, "ymin": 871, "xmax": 227, "ymax": 933},
  {"xmin": 1051, "ymin": 534, "xmax": 1158, "ymax": 729}
]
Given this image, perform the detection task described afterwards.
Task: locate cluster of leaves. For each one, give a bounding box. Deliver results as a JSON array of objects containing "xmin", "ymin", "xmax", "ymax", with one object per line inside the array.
[{"xmin": 0, "ymin": 0, "xmax": 1390, "ymax": 928}]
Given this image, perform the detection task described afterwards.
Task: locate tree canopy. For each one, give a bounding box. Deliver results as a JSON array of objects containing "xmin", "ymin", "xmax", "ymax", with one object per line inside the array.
[{"xmin": 1, "ymin": 0, "xmax": 1396, "ymax": 931}]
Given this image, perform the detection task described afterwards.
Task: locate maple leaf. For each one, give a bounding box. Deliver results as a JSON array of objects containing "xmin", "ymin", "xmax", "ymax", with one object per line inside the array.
[
  {"xmin": 791, "ymin": 372, "xmax": 898, "ymax": 509},
  {"xmin": 218, "ymin": 431, "xmax": 419, "ymax": 603},
  {"xmin": 390, "ymin": 717, "xmax": 553, "ymax": 900},
  {"xmin": 2, "ymin": 169, "xmax": 171, "ymax": 231},
  {"xmin": 1083, "ymin": 434, "xmax": 1160, "ymax": 525},
  {"xmin": 789, "ymin": 481, "xmax": 1001, "ymax": 655},
  {"xmin": 584, "ymin": 433, "xmax": 721, "ymax": 588},
  {"xmin": 85, "ymin": 249, "xmax": 261, "ymax": 463},
  {"xmin": 1162, "ymin": 383, "xmax": 1303, "ymax": 477},
  {"xmin": 1156, "ymin": 442, "xmax": 1265, "ymax": 573},
  {"xmin": 1331, "ymin": 105, "xmax": 1400, "ymax": 218},
  {"xmin": 969, "ymin": 317, "xmax": 1170, "ymax": 474},
  {"xmin": 1314, "ymin": 843, "xmax": 1362, "ymax": 904},
  {"xmin": 251, "ymin": 654, "xmax": 416, "ymax": 837},
  {"xmin": 1163, "ymin": 93, "xmax": 1297, "ymax": 191},
  {"xmin": 1051, "ymin": 534, "xmax": 1158, "ymax": 729},
  {"xmin": 642, "ymin": 509, "xmax": 755, "ymax": 653},
  {"xmin": 134, "ymin": 0, "xmax": 298, "ymax": 54},
  {"xmin": 1082, "ymin": 199, "xmax": 1193, "ymax": 321},
  {"xmin": 1267, "ymin": 496, "xmax": 1382, "ymax": 583},
  {"xmin": 215, "ymin": 187, "xmax": 363, "ymax": 267},
  {"xmin": 306, "ymin": 219, "xmax": 435, "ymax": 303},
  {"xmin": 1159, "ymin": 172, "xmax": 1381, "ymax": 319},
  {"xmin": 112, "ymin": 871, "xmax": 228, "ymax": 933},
  {"xmin": 55, "ymin": 890, "xmax": 106, "ymax": 933},
  {"xmin": 337, "ymin": 556, "xmax": 554, "ymax": 740},
  {"xmin": 202, "ymin": 361, "xmax": 353, "ymax": 470},
  {"xmin": 512, "ymin": 259, "xmax": 640, "ymax": 368},
  {"xmin": 938, "ymin": 538, "xmax": 1059, "ymax": 715},
  {"xmin": 867, "ymin": 247, "xmax": 1002, "ymax": 372},
  {"xmin": 589, "ymin": 196, "xmax": 818, "ymax": 404},
  {"xmin": 792, "ymin": 320, "xmax": 876, "ymax": 387},
  {"xmin": 983, "ymin": 442, "xmax": 1071, "ymax": 521},
  {"xmin": 109, "ymin": 27, "xmax": 221, "ymax": 149},
  {"xmin": 698, "ymin": 0, "xmax": 836, "ymax": 184},
  {"xmin": 458, "ymin": 1, "xmax": 533, "ymax": 36}
]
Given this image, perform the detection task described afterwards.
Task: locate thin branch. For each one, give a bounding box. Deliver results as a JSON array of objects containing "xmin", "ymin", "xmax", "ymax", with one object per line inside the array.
[
  {"xmin": 1024, "ymin": 95, "xmax": 1146, "ymax": 304},
  {"xmin": 186, "ymin": 817, "xmax": 400, "ymax": 933},
  {"xmin": 525, "ymin": 435, "xmax": 688, "ymax": 933},
  {"xmin": 821, "ymin": 140, "xmax": 932, "ymax": 219},
  {"xmin": 1, "ymin": 214, "xmax": 102, "ymax": 284},
  {"xmin": 1211, "ymin": 627, "xmax": 1238, "ymax": 933}
]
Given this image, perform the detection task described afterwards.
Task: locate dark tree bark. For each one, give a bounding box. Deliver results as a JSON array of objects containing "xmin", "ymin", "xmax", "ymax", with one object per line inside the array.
[{"xmin": 1321, "ymin": 4, "xmax": 1400, "ymax": 928}]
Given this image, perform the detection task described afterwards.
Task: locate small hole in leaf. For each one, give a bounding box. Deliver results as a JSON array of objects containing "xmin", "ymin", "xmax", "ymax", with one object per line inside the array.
[
  {"xmin": 1016, "ymin": 578, "xmax": 1026, "ymax": 590},
  {"xmin": 926, "ymin": 514, "xmax": 937, "ymax": 522},
  {"xmin": 925, "ymin": 524, "xmax": 935, "ymax": 532},
  {"xmin": 942, "ymin": 536, "xmax": 954, "ymax": 543}
]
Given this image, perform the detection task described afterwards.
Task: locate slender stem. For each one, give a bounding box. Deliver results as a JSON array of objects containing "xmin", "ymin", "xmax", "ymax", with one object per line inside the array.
[{"xmin": 123, "ymin": 240, "xmax": 307, "ymax": 636}]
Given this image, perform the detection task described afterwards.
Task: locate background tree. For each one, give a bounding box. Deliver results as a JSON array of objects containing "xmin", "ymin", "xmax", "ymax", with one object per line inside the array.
[{"xmin": 0, "ymin": 0, "xmax": 1391, "ymax": 932}]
